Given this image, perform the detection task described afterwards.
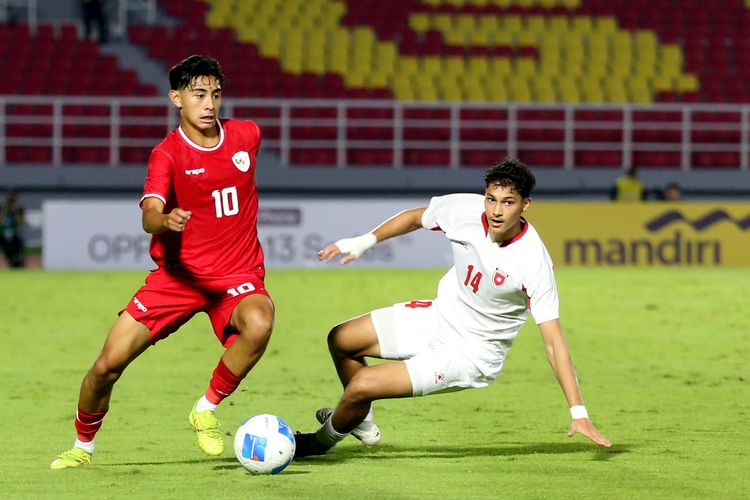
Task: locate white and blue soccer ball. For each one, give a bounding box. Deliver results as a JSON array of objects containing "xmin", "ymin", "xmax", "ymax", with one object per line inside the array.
[{"xmin": 233, "ymin": 414, "xmax": 296, "ymax": 474}]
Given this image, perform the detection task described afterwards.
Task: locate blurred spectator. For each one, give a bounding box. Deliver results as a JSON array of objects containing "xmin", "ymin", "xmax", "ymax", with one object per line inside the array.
[
  {"xmin": 81, "ymin": 0, "xmax": 108, "ymax": 43},
  {"xmin": 610, "ymin": 167, "xmax": 646, "ymax": 202},
  {"xmin": 653, "ymin": 182, "xmax": 683, "ymax": 201},
  {"xmin": 0, "ymin": 190, "xmax": 25, "ymax": 268},
  {"xmin": 663, "ymin": 182, "xmax": 682, "ymax": 201}
]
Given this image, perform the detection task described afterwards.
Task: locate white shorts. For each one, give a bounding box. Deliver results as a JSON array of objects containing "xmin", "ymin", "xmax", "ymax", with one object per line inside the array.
[{"xmin": 370, "ymin": 300, "xmax": 485, "ymax": 397}]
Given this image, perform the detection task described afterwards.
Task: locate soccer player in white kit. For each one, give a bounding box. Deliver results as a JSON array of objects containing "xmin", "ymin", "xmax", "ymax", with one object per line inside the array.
[{"xmin": 294, "ymin": 159, "xmax": 611, "ymax": 457}]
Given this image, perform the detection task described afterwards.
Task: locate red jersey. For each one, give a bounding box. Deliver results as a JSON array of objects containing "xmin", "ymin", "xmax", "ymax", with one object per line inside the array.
[{"xmin": 141, "ymin": 119, "xmax": 264, "ymax": 278}]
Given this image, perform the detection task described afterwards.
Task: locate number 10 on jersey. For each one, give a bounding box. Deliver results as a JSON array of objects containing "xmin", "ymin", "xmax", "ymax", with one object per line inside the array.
[{"xmin": 212, "ymin": 186, "xmax": 239, "ymax": 218}]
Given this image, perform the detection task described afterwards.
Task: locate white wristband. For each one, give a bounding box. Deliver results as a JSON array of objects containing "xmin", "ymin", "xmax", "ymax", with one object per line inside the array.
[
  {"xmin": 570, "ymin": 405, "xmax": 588, "ymax": 420},
  {"xmin": 334, "ymin": 233, "xmax": 377, "ymax": 258}
]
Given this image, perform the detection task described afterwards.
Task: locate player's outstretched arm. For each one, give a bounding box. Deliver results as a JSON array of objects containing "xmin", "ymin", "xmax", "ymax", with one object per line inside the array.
[
  {"xmin": 538, "ymin": 319, "xmax": 612, "ymax": 448},
  {"xmin": 141, "ymin": 197, "xmax": 192, "ymax": 234},
  {"xmin": 319, "ymin": 207, "xmax": 426, "ymax": 265}
]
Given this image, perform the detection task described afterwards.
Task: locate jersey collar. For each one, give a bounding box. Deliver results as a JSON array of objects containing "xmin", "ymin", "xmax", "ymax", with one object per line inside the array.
[
  {"xmin": 178, "ymin": 120, "xmax": 224, "ymax": 152},
  {"xmin": 481, "ymin": 213, "xmax": 529, "ymax": 247}
]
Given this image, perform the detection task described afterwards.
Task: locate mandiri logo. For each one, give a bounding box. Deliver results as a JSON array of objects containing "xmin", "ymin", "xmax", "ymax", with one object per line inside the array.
[{"xmin": 645, "ymin": 210, "xmax": 750, "ymax": 232}]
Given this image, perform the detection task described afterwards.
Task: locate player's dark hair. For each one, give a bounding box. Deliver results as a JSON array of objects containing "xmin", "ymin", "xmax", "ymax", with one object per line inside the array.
[
  {"xmin": 168, "ymin": 55, "xmax": 224, "ymax": 90},
  {"xmin": 483, "ymin": 159, "xmax": 536, "ymax": 198}
]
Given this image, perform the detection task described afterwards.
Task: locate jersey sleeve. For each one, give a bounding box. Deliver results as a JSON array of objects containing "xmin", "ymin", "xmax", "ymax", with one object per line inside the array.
[
  {"xmin": 525, "ymin": 246, "xmax": 560, "ymax": 324},
  {"xmin": 245, "ymin": 120, "xmax": 262, "ymax": 169},
  {"xmin": 140, "ymin": 148, "xmax": 173, "ymax": 206},
  {"xmin": 421, "ymin": 193, "xmax": 481, "ymax": 232}
]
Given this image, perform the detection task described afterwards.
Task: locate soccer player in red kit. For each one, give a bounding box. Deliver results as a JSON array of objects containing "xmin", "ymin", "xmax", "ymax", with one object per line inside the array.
[{"xmin": 51, "ymin": 55, "xmax": 275, "ymax": 468}]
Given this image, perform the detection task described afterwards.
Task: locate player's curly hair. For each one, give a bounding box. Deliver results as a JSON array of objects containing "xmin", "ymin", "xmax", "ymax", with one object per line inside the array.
[
  {"xmin": 483, "ymin": 159, "xmax": 536, "ymax": 198},
  {"xmin": 168, "ymin": 55, "xmax": 225, "ymax": 90}
]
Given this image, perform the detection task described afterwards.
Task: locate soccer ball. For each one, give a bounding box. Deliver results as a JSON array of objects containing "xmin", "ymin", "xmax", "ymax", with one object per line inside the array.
[{"xmin": 233, "ymin": 414, "xmax": 296, "ymax": 474}]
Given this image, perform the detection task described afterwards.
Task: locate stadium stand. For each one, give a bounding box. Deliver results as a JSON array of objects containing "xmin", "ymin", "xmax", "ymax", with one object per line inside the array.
[{"xmin": 1, "ymin": 0, "xmax": 750, "ymax": 172}]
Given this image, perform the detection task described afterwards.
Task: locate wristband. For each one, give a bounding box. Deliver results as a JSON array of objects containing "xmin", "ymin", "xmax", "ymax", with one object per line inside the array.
[
  {"xmin": 570, "ymin": 405, "xmax": 589, "ymax": 420},
  {"xmin": 334, "ymin": 233, "xmax": 377, "ymax": 258}
]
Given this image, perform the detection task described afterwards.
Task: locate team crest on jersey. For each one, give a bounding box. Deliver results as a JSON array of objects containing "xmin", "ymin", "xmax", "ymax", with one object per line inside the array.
[
  {"xmin": 232, "ymin": 151, "xmax": 251, "ymax": 172},
  {"xmin": 492, "ymin": 269, "xmax": 509, "ymax": 287}
]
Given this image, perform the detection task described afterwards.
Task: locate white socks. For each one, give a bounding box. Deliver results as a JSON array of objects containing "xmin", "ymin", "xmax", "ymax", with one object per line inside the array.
[
  {"xmin": 359, "ymin": 407, "xmax": 374, "ymax": 429},
  {"xmin": 194, "ymin": 395, "xmax": 218, "ymax": 413},
  {"xmin": 74, "ymin": 438, "xmax": 95, "ymax": 454},
  {"xmin": 315, "ymin": 414, "xmax": 348, "ymax": 446},
  {"xmin": 315, "ymin": 406, "xmax": 374, "ymax": 445}
]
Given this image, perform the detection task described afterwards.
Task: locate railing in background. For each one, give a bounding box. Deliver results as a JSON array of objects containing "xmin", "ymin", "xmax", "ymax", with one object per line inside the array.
[
  {"xmin": 0, "ymin": 0, "xmax": 36, "ymax": 32},
  {"xmin": 113, "ymin": 0, "xmax": 156, "ymax": 39},
  {"xmin": 1, "ymin": 95, "xmax": 749, "ymax": 170}
]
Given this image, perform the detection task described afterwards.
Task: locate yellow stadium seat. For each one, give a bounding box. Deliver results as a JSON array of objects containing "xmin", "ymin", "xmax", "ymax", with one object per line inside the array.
[
  {"xmin": 514, "ymin": 58, "xmax": 537, "ymax": 77},
  {"xmin": 410, "ymin": 13, "xmax": 431, "ymax": 32},
  {"xmin": 652, "ymin": 74, "xmax": 674, "ymax": 92},
  {"xmin": 467, "ymin": 57, "xmax": 489, "ymax": 77},
  {"xmin": 443, "ymin": 56, "xmax": 466, "ymax": 75},
  {"xmin": 489, "ymin": 58, "xmax": 513, "ymax": 75},
  {"xmin": 485, "ymin": 80, "xmax": 509, "ymax": 101},
  {"xmin": 433, "ymin": 13, "xmax": 453, "ymax": 32},
  {"xmin": 466, "ymin": 31, "xmax": 491, "ymax": 45},
  {"xmin": 344, "ymin": 71, "xmax": 367, "ymax": 87},
  {"xmin": 547, "ymin": 16, "xmax": 570, "ymax": 34},
  {"xmin": 531, "ymin": 78, "xmax": 556, "ymax": 102},
  {"xmin": 391, "ymin": 74, "xmax": 412, "ymax": 92},
  {"xmin": 571, "ymin": 16, "xmax": 593, "ymax": 34},
  {"xmin": 442, "ymin": 85, "xmax": 463, "ymax": 102},
  {"xmin": 594, "ymin": 16, "xmax": 617, "ymax": 34},
  {"xmin": 502, "ymin": 15, "xmax": 523, "ymax": 33},
  {"xmin": 516, "ymin": 31, "xmax": 538, "ymax": 46},
  {"xmin": 477, "ymin": 15, "xmax": 500, "ymax": 34},
  {"xmin": 525, "ymin": 15, "xmax": 547, "ymax": 35},
  {"xmin": 508, "ymin": 82, "xmax": 532, "ymax": 102},
  {"xmin": 456, "ymin": 14, "xmax": 477, "ymax": 34},
  {"xmin": 365, "ymin": 71, "xmax": 390, "ymax": 89},
  {"xmin": 397, "ymin": 57, "xmax": 419, "ymax": 75},
  {"xmin": 557, "ymin": 79, "xmax": 581, "ymax": 103},
  {"xmin": 464, "ymin": 85, "xmax": 489, "ymax": 102},
  {"xmin": 421, "ymin": 56, "xmax": 443, "ymax": 75},
  {"xmin": 676, "ymin": 74, "xmax": 699, "ymax": 92},
  {"xmin": 492, "ymin": 31, "xmax": 513, "ymax": 46}
]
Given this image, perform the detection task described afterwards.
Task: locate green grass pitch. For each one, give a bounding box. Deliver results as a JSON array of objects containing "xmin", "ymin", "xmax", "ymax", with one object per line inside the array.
[{"xmin": 1, "ymin": 267, "xmax": 748, "ymax": 499}]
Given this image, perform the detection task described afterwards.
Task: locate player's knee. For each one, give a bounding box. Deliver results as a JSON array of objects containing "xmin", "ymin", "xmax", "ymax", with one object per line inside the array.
[
  {"xmin": 327, "ymin": 324, "xmax": 344, "ymax": 354},
  {"xmin": 236, "ymin": 309, "xmax": 273, "ymax": 345},
  {"xmin": 343, "ymin": 371, "xmax": 379, "ymax": 404},
  {"xmin": 88, "ymin": 357, "xmax": 123, "ymax": 386}
]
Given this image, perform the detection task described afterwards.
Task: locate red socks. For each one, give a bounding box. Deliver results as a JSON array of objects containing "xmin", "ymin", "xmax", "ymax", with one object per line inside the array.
[
  {"xmin": 75, "ymin": 408, "xmax": 107, "ymax": 442},
  {"xmin": 205, "ymin": 359, "xmax": 243, "ymax": 405}
]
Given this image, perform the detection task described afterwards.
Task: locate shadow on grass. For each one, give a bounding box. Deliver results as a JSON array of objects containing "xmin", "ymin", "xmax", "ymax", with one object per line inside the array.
[
  {"xmin": 294, "ymin": 442, "xmax": 631, "ymax": 465},
  {"xmin": 98, "ymin": 443, "xmax": 628, "ymax": 468},
  {"xmin": 99, "ymin": 457, "xmax": 239, "ymax": 467}
]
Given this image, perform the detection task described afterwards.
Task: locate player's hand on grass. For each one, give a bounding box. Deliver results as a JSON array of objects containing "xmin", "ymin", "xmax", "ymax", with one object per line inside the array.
[
  {"xmin": 568, "ymin": 418, "xmax": 612, "ymax": 448},
  {"xmin": 165, "ymin": 208, "xmax": 192, "ymax": 232},
  {"xmin": 318, "ymin": 233, "xmax": 377, "ymax": 265}
]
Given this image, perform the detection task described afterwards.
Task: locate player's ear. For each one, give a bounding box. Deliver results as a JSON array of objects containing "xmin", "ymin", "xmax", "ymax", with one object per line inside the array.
[
  {"xmin": 522, "ymin": 196, "xmax": 531, "ymax": 212},
  {"xmin": 168, "ymin": 89, "xmax": 182, "ymax": 110}
]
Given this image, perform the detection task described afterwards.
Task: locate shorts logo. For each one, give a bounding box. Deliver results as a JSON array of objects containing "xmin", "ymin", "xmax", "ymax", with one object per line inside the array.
[
  {"xmin": 434, "ymin": 372, "xmax": 445, "ymax": 383},
  {"xmin": 185, "ymin": 167, "xmax": 205, "ymax": 176},
  {"xmin": 492, "ymin": 269, "xmax": 509, "ymax": 287},
  {"xmin": 133, "ymin": 297, "xmax": 148, "ymax": 312}
]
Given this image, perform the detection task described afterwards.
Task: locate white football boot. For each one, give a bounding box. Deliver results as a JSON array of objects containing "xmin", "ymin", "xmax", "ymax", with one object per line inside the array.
[{"xmin": 316, "ymin": 407, "xmax": 381, "ymax": 446}]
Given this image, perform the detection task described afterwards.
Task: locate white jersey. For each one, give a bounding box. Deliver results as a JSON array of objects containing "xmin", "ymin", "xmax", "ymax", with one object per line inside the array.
[{"xmin": 421, "ymin": 193, "xmax": 559, "ymax": 376}]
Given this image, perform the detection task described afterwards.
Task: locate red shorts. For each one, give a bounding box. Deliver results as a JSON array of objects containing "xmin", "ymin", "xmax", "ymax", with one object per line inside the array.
[{"xmin": 123, "ymin": 267, "xmax": 271, "ymax": 347}]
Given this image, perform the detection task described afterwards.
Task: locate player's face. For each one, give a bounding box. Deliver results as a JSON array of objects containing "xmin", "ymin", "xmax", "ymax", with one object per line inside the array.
[
  {"xmin": 484, "ymin": 182, "xmax": 530, "ymax": 244},
  {"xmin": 170, "ymin": 75, "xmax": 222, "ymax": 136}
]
